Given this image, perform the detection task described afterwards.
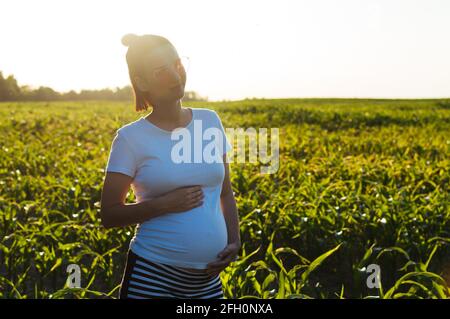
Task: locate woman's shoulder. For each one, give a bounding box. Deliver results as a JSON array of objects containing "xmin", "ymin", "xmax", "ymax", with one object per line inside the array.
[
  {"xmin": 191, "ymin": 107, "xmax": 221, "ymax": 121},
  {"xmin": 115, "ymin": 117, "xmax": 145, "ymax": 138}
]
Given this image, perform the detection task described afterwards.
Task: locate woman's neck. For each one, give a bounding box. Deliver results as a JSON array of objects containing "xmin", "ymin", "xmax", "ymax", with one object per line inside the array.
[{"xmin": 147, "ymin": 100, "xmax": 189, "ymax": 127}]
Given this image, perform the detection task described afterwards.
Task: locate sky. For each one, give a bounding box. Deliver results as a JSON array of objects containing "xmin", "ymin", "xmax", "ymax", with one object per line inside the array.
[{"xmin": 1, "ymin": 0, "xmax": 450, "ymax": 101}]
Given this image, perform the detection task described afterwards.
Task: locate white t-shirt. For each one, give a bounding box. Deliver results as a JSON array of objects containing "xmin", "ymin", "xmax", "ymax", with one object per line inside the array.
[{"xmin": 105, "ymin": 107, "xmax": 232, "ymax": 269}]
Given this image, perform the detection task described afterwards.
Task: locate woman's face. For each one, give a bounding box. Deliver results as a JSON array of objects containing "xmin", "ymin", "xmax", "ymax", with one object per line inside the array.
[{"xmin": 136, "ymin": 43, "xmax": 187, "ymax": 104}]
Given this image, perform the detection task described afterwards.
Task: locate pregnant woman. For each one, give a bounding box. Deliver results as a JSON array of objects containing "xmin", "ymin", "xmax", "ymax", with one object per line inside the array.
[{"xmin": 99, "ymin": 34, "xmax": 241, "ymax": 299}]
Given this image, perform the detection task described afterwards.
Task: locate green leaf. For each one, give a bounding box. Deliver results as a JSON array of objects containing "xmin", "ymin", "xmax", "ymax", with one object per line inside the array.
[{"xmin": 301, "ymin": 243, "xmax": 342, "ymax": 283}]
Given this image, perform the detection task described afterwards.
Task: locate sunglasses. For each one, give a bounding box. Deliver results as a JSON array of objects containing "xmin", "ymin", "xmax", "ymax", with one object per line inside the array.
[{"xmin": 151, "ymin": 56, "xmax": 190, "ymax": 82}]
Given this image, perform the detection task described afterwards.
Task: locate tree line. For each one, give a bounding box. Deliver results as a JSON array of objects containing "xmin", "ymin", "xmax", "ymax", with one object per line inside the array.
[{"xmin": 0, "ymin": 71, "xmax": 208, "ymax": 102}]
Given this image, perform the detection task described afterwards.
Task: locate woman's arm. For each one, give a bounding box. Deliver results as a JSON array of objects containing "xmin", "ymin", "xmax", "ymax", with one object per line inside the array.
[
  {"xmin": 100, "ymin": 172, "xmax": 204, "ymax": 229},
  {"xmin": 100, "ymin": 172, "xmax": 166, "ymax": 228},
  {"xmin": 220, "ymin": 154, "xmax": 241, "ymax": 246},
  {"xmin": 205, "ymin": 154, "xmax": 241, "ymax": 276}
]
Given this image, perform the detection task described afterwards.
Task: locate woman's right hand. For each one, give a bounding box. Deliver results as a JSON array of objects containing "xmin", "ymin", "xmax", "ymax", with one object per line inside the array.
[{"xmin": 156, "ymin": 185, "xmax": 204, "ymax": 214}]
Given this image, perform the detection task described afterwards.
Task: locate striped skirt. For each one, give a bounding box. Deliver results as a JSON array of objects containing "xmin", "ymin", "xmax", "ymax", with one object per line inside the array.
[{"xmin": 119, "ymin": 249, "xmax": 225, "ymax": 299}]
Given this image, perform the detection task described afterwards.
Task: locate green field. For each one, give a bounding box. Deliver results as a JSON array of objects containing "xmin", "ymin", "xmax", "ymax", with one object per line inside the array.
[{"xmin": 0, "ymin": 99, "xmax": 449, "ymax": 298}]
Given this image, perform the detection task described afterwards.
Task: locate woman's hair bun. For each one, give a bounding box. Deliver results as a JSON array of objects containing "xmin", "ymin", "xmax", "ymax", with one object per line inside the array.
[{"xmin": 121, "ymin": 33, "xmax": 139, "ymax": 47}]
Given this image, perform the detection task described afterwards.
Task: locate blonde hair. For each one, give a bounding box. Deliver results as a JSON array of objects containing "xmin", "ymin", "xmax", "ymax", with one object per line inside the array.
[{"xmin": 121, "ymin": 33, "xmax": 175, "ymax": 112}]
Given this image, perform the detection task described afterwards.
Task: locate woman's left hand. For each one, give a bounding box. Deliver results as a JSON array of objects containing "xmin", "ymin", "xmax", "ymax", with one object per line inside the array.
[{"xmin": 205, "ymin": 241, "xmax": 241, "ymax": 276}]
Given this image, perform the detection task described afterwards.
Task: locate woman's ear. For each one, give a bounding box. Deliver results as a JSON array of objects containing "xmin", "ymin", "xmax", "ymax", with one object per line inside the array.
[{"xmin": 134, "ymin": 76, "xmax": 150, "ymax": 92}]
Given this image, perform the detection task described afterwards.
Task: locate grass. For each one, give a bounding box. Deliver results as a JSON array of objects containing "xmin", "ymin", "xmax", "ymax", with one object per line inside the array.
[{"xmin": 0, "ymin": 98, "xmax": 449, "ymax": 298}]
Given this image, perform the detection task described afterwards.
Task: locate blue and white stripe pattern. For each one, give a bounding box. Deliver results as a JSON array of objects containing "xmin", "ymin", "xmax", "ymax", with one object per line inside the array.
[{"xmin": 119, "ymin": 249, "xmax": 225, "ymax": 299}]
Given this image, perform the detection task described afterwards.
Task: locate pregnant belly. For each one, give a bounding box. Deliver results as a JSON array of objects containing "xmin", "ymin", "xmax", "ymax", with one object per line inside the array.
[{"xmin": 135, "ymin": 206, "xmax": 228, "ymax": 268}]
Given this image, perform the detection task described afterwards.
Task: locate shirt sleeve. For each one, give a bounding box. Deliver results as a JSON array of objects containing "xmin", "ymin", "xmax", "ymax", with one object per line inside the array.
[
  {"xmin": 212, "ymin": 110, "xmax": 232, "ymax": 156},
  {"xmin": 105, "ymin": 130, "xmax": 137, "ymax": 178}
]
